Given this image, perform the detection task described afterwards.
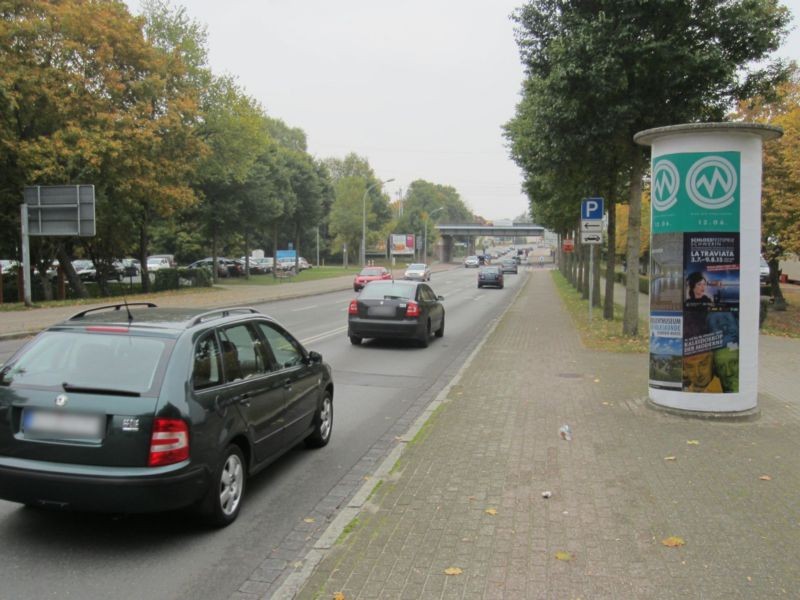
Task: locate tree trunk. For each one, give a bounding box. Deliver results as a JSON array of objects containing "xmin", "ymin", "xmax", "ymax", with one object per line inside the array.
[
  {"xmin": 768, "ymin": 258, "xmax": 786, "ymax": 310},
  {"xmin": 593, "ymin": 246, "xmax": 601, "ymax": 307},
  {"xmin": 272, "ymin": 222, "xmax": 279, "ymax": 279},
  {"xmin": 211, "ymin": 224, "xmax": 218, "ymax": 283},
  {"xmin": 604, "ymin": 198, "xmax": 617, "ymax": 319},
  {"xmin": 57, "ymin": 244, "xmax": 88, "ymax": 299},
  {"xmin": 139, "ymin": 220, "xmax": 151, "ymax": 294},
  {"xmin": 244, "ymin": 232, "xmax": 250, "ymax": 279},
  {"xmin": 623, "ymin": 151, "xmax": 645, "ymax": 337},
  {"xmin": 295, "ymin": 224, "xmax": 300, "ymax": 272},
  {"xmin": 580, "ymin": 243, "xmax": 589, "ymax": 299}
]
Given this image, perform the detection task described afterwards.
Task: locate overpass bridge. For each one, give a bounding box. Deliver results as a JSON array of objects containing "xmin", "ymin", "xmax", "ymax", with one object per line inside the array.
[{"xmin": 434, "ymin": 223, "xmax": 545, "ymax": 262}]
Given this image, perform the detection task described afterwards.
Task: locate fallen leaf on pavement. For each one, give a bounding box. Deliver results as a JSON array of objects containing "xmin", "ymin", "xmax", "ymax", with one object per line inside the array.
[
  {"xmin": 555, "ymin": 551, "xmax": 573, "ymax": 561},
  {"xmin": 444, "ymin": 567, "xmax": 463, "ymax": 576},
  {"xmin": 333, "ymin": 593, "xmax": 346, "ymax": 600},
  {"xmin": 662, "ymin": 536, "xmax": 685, "ymax": 548},
  {"xmin": 303, "ymin": 517, "xmax": 315, "ymax": 523},
  {"xmin": 485, "ymin": 508, "xmax": 498, "ymax": 516},
  {"xmin": 759, "ymin": 475, "xmax": 772, "ymax": 481},
  {"xmin": 594, "ymin": 378, "xmax": 600, "ymax": 383},
  {"xmin": 664, "ymin": 456, "xmax": 677, "ymax": 461},
  {"xmin": 686, "ymin": 440, "xmax": 700, "ymax": 445}
]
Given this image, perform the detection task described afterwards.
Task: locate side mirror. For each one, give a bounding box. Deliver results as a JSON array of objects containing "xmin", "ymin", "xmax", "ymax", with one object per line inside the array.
[
  {"xmin": 307, "ymin": 350, "xmax": 323, "ymax": 364},
  {"xmin": 437, "ymin": 295, "xmax": 445, "ymax": 301}
]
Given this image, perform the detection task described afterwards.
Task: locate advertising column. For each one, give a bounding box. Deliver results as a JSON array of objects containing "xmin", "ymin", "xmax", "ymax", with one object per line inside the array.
[{"xmin": 634, "ymin": 123, "xmax": 781, "ymax": 413}]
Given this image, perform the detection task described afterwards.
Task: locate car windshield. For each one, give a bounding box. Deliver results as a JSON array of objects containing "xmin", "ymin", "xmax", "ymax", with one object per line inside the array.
[
  {"xmin": 360, "ymin": 268, "xmax": 383, "ymax": 276},
  {"xmin": 408, "ymin": 264, "xmax": 426, "ymax": 270},
  {"xmin": 0, "ymin": 332, "xmax": 169, "ymax": 395},
  {"xmin": 359, "ymin": 281, "xmax": 416, "ymax": 300}
]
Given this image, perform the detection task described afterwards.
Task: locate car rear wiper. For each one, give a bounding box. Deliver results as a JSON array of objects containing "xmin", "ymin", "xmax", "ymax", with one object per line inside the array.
[{"xmin": 62, "ymin": 382, "xmax": 141, "ymax": 397}]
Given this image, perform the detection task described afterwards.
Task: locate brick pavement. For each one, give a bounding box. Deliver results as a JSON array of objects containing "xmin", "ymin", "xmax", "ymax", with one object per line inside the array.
[{"xmin": 291, "ymin": 269, "xmax": 800, "ymax": 599}]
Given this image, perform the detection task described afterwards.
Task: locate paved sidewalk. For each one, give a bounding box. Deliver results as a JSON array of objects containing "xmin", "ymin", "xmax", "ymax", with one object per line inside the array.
[{"xmin": 290, "ymin": 270, "xmax": 799, "ymax": 599}]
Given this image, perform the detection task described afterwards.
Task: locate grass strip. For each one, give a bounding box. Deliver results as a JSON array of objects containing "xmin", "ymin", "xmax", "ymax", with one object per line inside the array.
[{"xmin": 551, "ymin": 270, "xmax": 648, "ymax": 353}]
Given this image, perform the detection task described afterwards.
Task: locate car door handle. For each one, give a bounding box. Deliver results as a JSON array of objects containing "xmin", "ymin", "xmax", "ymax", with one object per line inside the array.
[
  {"xmin": 238, "ymin": 392, "xmax": 251, "ymax": 407},
  {"xmin": 283, "ymin": 379, "xmax": 292, "ymax": 390}
]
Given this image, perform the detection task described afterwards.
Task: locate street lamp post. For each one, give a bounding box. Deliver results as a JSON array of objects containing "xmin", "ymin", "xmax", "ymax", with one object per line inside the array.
[
  {"xmin": 362, "ymin": 178, "xmax": 394, "ymax": 267},
  {"xmin": 423, "ymin": 206, "xmax": 445, "ymax": 263}
]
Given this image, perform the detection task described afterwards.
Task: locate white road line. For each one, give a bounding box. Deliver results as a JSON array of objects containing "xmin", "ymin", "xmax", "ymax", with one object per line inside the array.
[
  {"xmin": 291, "ymin": 304, "xmax": 318, "ymax": 312},
  {"xmin": 301, "ymin": 326, "xmax": 348, "ymax": 345}
]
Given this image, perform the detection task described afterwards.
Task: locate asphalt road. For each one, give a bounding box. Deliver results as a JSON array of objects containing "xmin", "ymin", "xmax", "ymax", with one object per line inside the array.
[{"xmin": 0, "ymin": 265, "xmax": 528, "ymax": 600}]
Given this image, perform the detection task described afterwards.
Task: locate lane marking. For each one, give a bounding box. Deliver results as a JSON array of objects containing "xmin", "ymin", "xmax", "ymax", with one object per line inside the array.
[
  {"xmin": 292, "ymin": 304, "xmax": 318, "ymax": 312},
  {"xmin": 301, "ymin": 326, "xmax": 348, "ymax": 345}
]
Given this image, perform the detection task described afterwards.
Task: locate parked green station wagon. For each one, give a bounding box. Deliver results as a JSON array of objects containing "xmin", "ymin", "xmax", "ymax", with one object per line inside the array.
[{"xmin": 0, "ymin": 303, "xmax": 334, "ymax": 526}]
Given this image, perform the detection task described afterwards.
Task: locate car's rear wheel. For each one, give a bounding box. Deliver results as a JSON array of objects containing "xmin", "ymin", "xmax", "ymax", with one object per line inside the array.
[
  {"xmin": 199, "ymin": 444, "xmax": 246, "ymax": 527},
  {"xmin": 349, "ymin": 335, "xmax": 362, "ymax": 345},
  {"xmin": 435, "ymin": 315, "xmax": 445, "ymax": 338},
  {"xmin": 305, "ymin": 391, "xmax": 333, "ymax": 448},
  {"xmin": 419, "ymin": 321, "xmax": 431, "ymax": 348}
]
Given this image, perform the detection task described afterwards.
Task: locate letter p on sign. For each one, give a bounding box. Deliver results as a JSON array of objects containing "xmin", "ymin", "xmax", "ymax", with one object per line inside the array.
[{"xmin": 581, "ymin": 197, "xmax": 604, "ymax": 220}]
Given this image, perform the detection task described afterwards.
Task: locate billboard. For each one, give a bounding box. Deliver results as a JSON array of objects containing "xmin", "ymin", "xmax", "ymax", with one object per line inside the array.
[{"xmin": 390, "ymin": 234, "xmax": 415, "ymax": 256}]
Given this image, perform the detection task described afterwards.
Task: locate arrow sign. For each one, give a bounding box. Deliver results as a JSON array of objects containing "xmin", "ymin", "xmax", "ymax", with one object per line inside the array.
[{"xmin": 582, "ymin": 220, "xmax": 602, "ymax": 231}]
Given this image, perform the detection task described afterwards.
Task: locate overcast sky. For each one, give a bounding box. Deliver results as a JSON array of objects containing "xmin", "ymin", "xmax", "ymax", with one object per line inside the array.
[{"xmin": 126, "ymin": 1, "xmax": 800, "ymax": 223}]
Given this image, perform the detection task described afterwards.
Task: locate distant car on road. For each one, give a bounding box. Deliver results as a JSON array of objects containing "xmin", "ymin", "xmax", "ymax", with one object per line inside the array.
[
  {"xmin": 0, "ymin": 304, "xmax": 334, "ymax": 527},
  {"xmin": 464, "ymin": 255, "xmax": 480, "ymax": 268},
  {"xmin": 353, "ymin": 266, "xmax": 392, "ymax": 291},
  {"xmin": 478, "ymin": 265, "xmax": 504, "ymax": 289},
  {"xmin": 348, "ymin": 280, "xmax": 445, "ymax": 347},
  {"xmin": 404, "ymin": 263, "xmax": 431, "ymax": 281},
  {"xmin": 500, "ymin": 258, "xmax": 518, "ymax": 274}
]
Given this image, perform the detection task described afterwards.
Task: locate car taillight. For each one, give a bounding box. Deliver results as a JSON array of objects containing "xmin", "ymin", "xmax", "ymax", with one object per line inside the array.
[
  {"xmin": 348, "ymin": 300, "xmax": 359, "ymax": 315},
  {"xmin": 148, "ymin": 418, "xmax": 189, "ymax": 467},
  {"xmin": 405, "ymin": 301, "xmax": 420, "ymax": 317}
]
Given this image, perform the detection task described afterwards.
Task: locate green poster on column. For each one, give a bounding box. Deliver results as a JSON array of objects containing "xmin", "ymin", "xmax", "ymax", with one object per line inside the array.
[{"xmin": 652, "ymin": 152, "xmax": 740, "ymax": 233}]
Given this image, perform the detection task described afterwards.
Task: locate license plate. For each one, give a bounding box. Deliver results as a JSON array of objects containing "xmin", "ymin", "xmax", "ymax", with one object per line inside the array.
[
  {"xmin": 23, "ymin": 409, "xmax": 105, "ymax": 440},
  {"xmin": 368, "ymin": 306, "xmax": 397, "ymax": 317}
]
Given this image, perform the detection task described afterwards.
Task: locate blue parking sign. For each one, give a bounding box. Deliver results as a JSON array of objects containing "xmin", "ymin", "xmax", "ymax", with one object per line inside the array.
[{"xmin": 581, "ymin": 197, "xmax": 604, "ymax": 220}]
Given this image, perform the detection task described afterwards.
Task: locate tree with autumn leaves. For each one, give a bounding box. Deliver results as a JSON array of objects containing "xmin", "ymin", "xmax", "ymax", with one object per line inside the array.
[
  {"xmin": 0, "ymin": 0, "xmax": 203, "ymax": 294},
  {"xmin": 732, "ymin": 71, "xmax": 800, "ymax": 310},
  {"xmin": 0, "ymin": 0, "xmax": 333, "ymax": 295}
]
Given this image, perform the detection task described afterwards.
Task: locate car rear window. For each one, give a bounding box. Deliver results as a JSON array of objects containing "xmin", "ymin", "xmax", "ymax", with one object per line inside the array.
[
  {"xmin": 360, "ymin": 268, "xmax": 383, "ymax": 276},
  {"xmin": 408, "ymin": 264, "xmax": 425, "ymax": 269},
  {"xmin": 0, "ymin": 331, "xmax": 170, "ymax": 395},
  {"xmin": 359, "ymin": 281, "xmax": 416, "ymax": 300}
]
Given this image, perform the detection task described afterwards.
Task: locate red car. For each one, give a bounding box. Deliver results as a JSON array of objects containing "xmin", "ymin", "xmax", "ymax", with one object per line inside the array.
[{"xmin": 354, "ymin": 266, "xmax": 392, "ymax": 291}]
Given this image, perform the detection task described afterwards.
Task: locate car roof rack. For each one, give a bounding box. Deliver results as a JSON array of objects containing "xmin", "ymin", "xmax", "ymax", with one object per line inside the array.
[
  {"xmin": 69, "ymin": 303, "xmax": 158, "ymax": 320},
  {"xmin": 189, "ymin": 307, "xmax": 260, "ymax": 327}
]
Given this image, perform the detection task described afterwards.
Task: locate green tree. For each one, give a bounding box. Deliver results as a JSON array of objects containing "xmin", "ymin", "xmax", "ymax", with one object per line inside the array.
[
  {"xmin": 195, "ymin": 76, "xmax": 270, "ymax": 280},
  {"xmin": 506, "ymin": 0, "xmax": 791, "ymax": 335},
  {"xmin": 329, "ymin": 177, "xmax": 368, "ymax": 266}
]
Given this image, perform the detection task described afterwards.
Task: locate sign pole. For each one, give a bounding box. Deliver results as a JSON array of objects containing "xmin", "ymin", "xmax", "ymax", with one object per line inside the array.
[
  {"xmin": 589, "ymin": 245, "xmax": 594, "ymax": 322},
  {"xmin": 20, "ymin": 204, "xmax": 32, "ymax": 307}
]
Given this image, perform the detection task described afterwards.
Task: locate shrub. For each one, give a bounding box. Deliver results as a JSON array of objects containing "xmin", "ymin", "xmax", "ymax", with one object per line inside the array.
[{"xmin": 153, "ymin": 268, "xmax": 180, "ymax": 292}]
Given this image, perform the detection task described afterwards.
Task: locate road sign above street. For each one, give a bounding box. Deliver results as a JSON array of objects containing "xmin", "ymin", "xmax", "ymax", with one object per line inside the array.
[
  {"xmin": 581, "ymin": 232, "xmax": 602, "ymax": 244},
  {"xmin": 581, "ymin": 220, "xmax": 603, "ymax": 232},
  {"xmin": 581, "ymin": 197, "xmax": 604, "ymax": 221}
]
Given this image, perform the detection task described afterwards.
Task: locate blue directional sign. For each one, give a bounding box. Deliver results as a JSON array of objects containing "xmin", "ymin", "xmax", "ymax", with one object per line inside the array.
[{"xmin": 581, "ymin": 197, "xmax": 604, "ymax": 220}]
